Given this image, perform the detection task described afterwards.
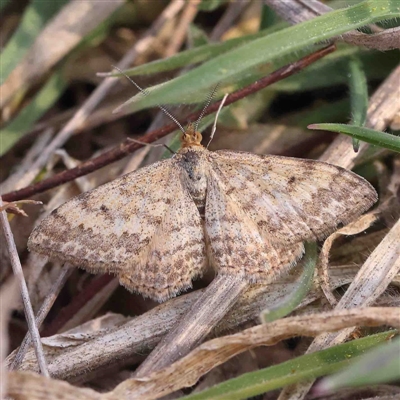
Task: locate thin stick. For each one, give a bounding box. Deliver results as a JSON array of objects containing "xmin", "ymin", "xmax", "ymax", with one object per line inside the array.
[
  {"xmin": 3, "ymin": 44, "xmax": 336, "ymax": 202},
  {"xmin": 135, "ymin": 274, "xmax": 248, "ymax": 377},
  {"xmin": 10, "ymin": 264, "xmax": 73, "ymax": 371},
  {"xmin": 0, "ymin": 197, "xmax": 49, "ymax": 376}
]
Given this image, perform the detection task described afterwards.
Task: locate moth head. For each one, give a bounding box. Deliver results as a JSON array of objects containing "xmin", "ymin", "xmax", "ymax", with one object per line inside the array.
[{"xmin": 181, "ymin": 124, "xmax": 203, "ymax": 148}]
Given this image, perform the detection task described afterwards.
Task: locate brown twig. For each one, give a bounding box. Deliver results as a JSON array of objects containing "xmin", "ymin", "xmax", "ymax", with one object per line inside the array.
[
  {"xmin": 0, "ymin": 197, "xmax": 49, "ymax": 376},
  {"xmin": 3, "ymin": 44, "xmax": 336, "ymax": 202},
  {"xmin": 41, "ymin": 274, "xmax": 115, "ymax": 337}
]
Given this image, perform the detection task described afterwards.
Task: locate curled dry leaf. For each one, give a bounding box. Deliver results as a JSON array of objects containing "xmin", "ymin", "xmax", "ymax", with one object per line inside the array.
[
  {"xmin": 318, "ymin": 212, "xmax": 378, "ymax": 306},
  {"xmin": 0, "ymin": 200, "xmax": 43, "ymax": 217}
]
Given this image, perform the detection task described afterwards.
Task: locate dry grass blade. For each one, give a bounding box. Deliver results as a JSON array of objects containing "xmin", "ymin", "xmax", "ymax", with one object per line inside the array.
[
  {"xmin": 106, "ymin": 307, "xmax": 400, "ymax": 400},
  {"xmin": 0, "ymin": 0, "xmax": 124, "ymax": 109},
  {"xmin": 279, "ymin": 219, "xmax": 400, "ymax": 400},
  {"xmin": 9, "ymin": 258, "xmax": 349, "ymax": 382},
  {"xmin": 6, "ymin": 308, "xmax": 397, "ymax": 400},
  {"xmin": 6, "ymin": 371, "xmax": 100, "ymax": 400}
]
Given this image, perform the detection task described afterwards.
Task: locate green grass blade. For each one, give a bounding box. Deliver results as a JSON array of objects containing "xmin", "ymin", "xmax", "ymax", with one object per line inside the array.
[
  {"xmin": 180, "ymin": 331, "xmax": 397, "ymax": 400},
  {"xmin": 316, "ymin": 336, "xmax": 400, "ymax": 394},
  {"xmin": 0, "ymin": 0, "xmax": 68, "ymax": 84},
  {"xmin": 348, "ymin": 56, "xmax": 368, "ymax": 151},
  {"xmin": 103, "ymin": 27, "xmax": 283, "ymax": 78},
  {"xmin": 118, "ymin": 0, "xmax": 400, "ymax": 112},
  {"xmin": 308, "ymin": 123, "xmax": 400, "ymax": 153},
  {"xmin": 261, "ymin": 242, "xmax": 317, "ymax": 323}
]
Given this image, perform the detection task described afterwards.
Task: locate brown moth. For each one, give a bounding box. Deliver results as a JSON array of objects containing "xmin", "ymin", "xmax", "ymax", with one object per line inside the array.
[{"xmin": 28, "ymin": 118, "xmax": 377, "ymax": 301}]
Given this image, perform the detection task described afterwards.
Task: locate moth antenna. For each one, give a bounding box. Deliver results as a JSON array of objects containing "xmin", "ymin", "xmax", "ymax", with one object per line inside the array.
[
  {"xmin": 194, "ymin": 84, "xmax": 219, "ymax": 132},
  {"xmin": 112, "ymin": 65, "xmax": 186, "ymax": 134},
  {"xmin": 207, "ymin": 93, "xmax": 229, "ymax": 149},
  {"xmin": 128, "ymin": 137, "xmax": 176, "ymax": 155}
]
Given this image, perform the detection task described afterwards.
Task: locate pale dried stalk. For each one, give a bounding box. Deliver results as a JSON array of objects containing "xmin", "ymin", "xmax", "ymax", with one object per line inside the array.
[
  {"xmin": 5, "ymin": 308, "xmax": 398, "ymax": 400},
  {"xmin": 6, "ymin": 371, "xmax": 101, "ymax": 400},
  {"xmin": 0, "ymin": 197, "xmax": 48, "ymax": 377},
  {"xmin": 135, "ymin": 275, "xmax": 248, "ymax": 377},
  {"xmin": 10, "ymin": 264, "xmax": 73, "ymax": 371},
  {"xmin": 11, "ymin": 256, "xmax": 386, "ymax": 382},
  {"xmin": 2, "ymin": 0, "xmax": 185, "ymax": 194},
  {"xmin": 7, "ymin": 267, "xmax": 312, "ymax": 380}
]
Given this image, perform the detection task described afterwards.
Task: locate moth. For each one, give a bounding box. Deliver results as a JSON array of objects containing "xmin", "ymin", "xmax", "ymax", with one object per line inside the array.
[{"xmin": 28, "ymin": 97, "xmax": 378, "ymax": 302}]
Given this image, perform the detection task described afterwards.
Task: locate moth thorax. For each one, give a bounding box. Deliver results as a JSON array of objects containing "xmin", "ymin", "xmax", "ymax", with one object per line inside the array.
[{"xmin": 181, "ymin": 124, "xmax": 203, "ymax": 148}]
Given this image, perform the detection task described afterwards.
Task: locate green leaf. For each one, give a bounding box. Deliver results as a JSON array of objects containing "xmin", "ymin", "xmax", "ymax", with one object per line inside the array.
[
  {"xmin": 0, "ymin": 0, "xmax": 68, "ymax": 85},
  {"xmin": 118, "ymin": 0, "xmax": 400, "ymax": 112},
  {"xmin": 188, "ymin": 24, "xmax": 210, "ymax": 47},
  {"xmin": 181, "ymin": 331, "xmax": 397, "ymax": 400},
  {"xmin": 316, "ymin": 335, "xmax": 400, "ymax": 394},
  {"xmin": 308, "ymin": 123, "xmax": 400, "ymax": 153},
  {"xmin": 261, "ymin": 242, "xmax": 317, "ymax": 323},
  {"xmin": 0, "ymin": 69, "xmax": 67, "ymax": 155}
]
